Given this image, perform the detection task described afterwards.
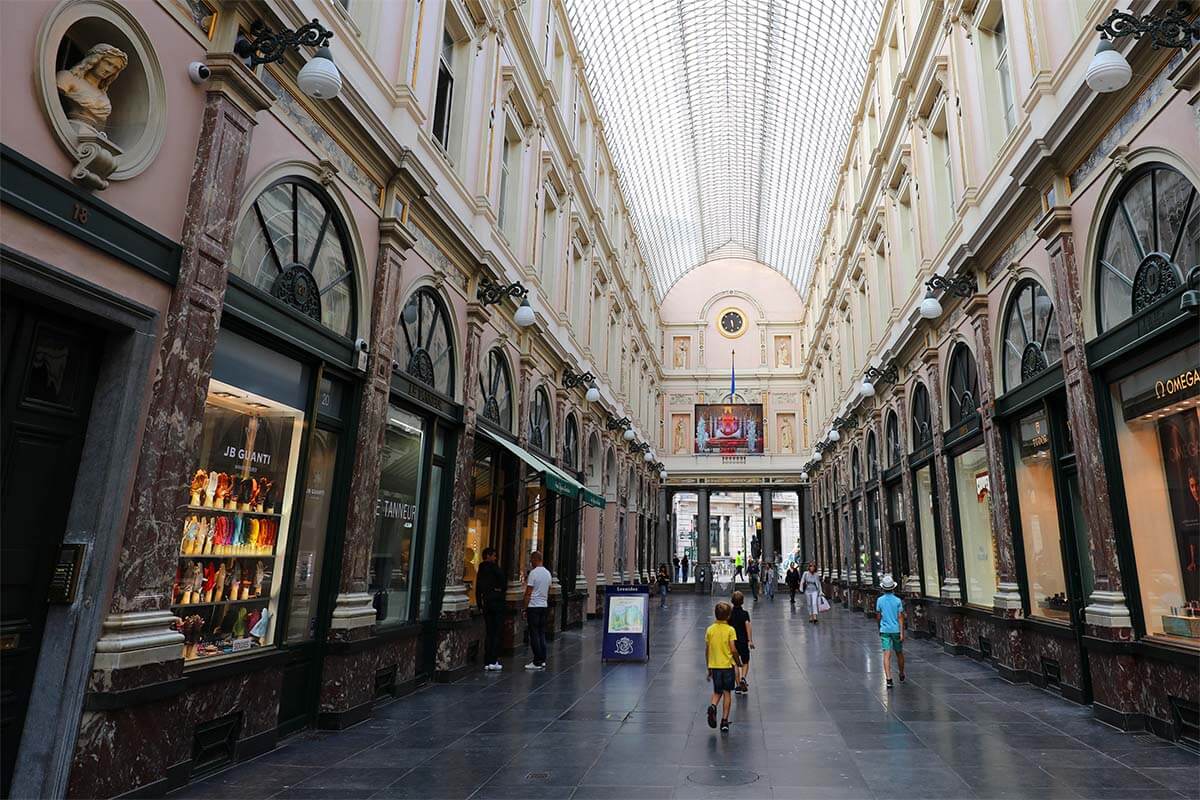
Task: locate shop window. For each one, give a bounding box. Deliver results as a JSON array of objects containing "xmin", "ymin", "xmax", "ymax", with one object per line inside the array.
[
  {"xmin": 563, "ymin": 414, "xmax": 579, "ymax": 471},
  {"xmin": 397, "ymin": 288, "xmax": 455, "ymax": 397},
  {"xmin": 417, "ymin": 441, "xmax": 446, "ymax": 620},
  {"xmin": 370, "ymin": 408, "xmax": 425, "ymax": 625},
  {"xmin": 1001, "ymin": 279, "xmax": 1061, "ymax": 392},
  {"xmin": 1096, "ymin": 165, "xmax": 1200, "ymax": 334},
  {"xmin": 1011, "ymin": 407, "xmax": 1069, "ymax": 622},
  {"xmin": 230, "ymin": 178, "xmax": 357, "ymax": 338},
  {"xmin": 886, "ymin": 410, "xmax": 901, "ymax": 467},
  {"xmin": 914, "ymin": 464, "xmax": 940, "ymax": 598},
  {"xmin": 1110, "ymin": 343, "xmax": 1200, "ymax": 644},
  {"xmin": 850, "ymin": 447, "xmax": 861, "ymax": 489},
  {"xmin": 285, "ymin": 429, "xmax": 338, "ymax": 641},
  {"xmin": 466, "ymin": 439, "xmax": 504, "ymax": 604},
  {"xmin": 947, "ymin": 343, "xmax": 980, "ymax": 428},
  {"xmin": 529, "ymin": 386, "xmax": 551, "ymax": 454},
  {"xmin": 911, "ymin": 382, "xmax": 932, "ymax": 449},
  {"xmin": 477, "ymin": 349, "xmax": 513, "ymax": 430},
  {"xmin": 175, "ymin": 333, "xmax": 308, "ymax": 662},
  {"xmin": 867, "ymin": 432, "xmax": 879, "ymax": 480},
  {"xmin": 954, "ymin": 444, "xmax": 996, "ymax": 606}
]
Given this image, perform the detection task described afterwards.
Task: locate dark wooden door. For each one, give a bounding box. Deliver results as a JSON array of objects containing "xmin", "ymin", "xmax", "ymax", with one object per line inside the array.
[{"xmin": 1, "ymin": 296, "xmax": 101, "ymax": 796}]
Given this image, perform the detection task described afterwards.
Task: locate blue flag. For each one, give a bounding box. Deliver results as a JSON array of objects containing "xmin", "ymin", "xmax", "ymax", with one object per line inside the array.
[{"xmin": 730, "ymin": 350, "xmax": 736, "ymax": 397}]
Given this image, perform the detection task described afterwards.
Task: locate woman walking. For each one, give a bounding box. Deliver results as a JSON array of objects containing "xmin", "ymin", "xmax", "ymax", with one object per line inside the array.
[
  {"xmin": 656, "ymin": 564, "xmax": 671, "ymax": 608},
  {"xmin": 763, "ymin": 562, "xmax": 776, "ymax": 601},
  {"xmin": 801, "ymin": 561, "xmax": 822, "ymax": 623},
  {"xmin": 785, "ymin": 563, "xmax": 801, "ymax": 604}
]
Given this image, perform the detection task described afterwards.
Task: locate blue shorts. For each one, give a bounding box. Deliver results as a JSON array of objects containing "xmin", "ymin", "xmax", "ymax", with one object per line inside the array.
[
  {"xmin": 710, "ymin": 668, "xmax": 736, "ymax": 693},
  {"xmin": 881, "ymin": 632, "xmax": 903, "ymax": 652}
]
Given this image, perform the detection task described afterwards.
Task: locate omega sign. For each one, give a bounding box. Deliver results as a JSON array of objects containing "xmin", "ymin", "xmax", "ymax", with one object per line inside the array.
[{"xmin": 1155, "ymin": 368, "xmax": 1200, "ymax": 400}]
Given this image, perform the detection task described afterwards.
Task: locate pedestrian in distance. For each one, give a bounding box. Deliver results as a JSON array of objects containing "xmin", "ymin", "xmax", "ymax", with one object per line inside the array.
[
  {"xmin": 785, "ymin": 563, "xmax": 801, "ymax": 604},
  {"xmin": 747, "ymin": 559, "xmax": 760, "ymax": 600},
  {"xmin": 802, "ymin": 561, "xmax": 822, "ymax": 623},
  {"xmin": 673, "ymin": 556, "xmax": 681, "ymax": 582},
  {"xmin": 763, "ymin": 562, "xmax": 776, "ymax": 601},
  {"xmin": 704, "ymin": 601, "xmax": 742, "ymax": 733},
  {"xmin": 728, "ymin": 591, "xmax": 753, "ymax": 693},
  {"xmin": 476, "ymin": 547, "xmax": 507, "ymax": 671},
  {"xmin": 656, "ymin": 563, "xmax": 670, "ymax": 608},
  {"xmin": 522, "ymin": 551, "xmax": 551, "ymax": 671},
  {"xmin": 681, "ymin": 554, "xmax": 690, "ymax": 583},
  {"xmin": 876, "ymin": 574, "xmax": 906, "ymax": 688},
  {"xmin": 733, "ymin": 551, "xmax": 745, "ymax": 582}
]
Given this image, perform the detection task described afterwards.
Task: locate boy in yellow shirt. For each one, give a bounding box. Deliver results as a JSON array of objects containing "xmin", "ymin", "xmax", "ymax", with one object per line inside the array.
[{"xmin": 705, "ymin": 601, "xmax": 742, "ymax": 732}]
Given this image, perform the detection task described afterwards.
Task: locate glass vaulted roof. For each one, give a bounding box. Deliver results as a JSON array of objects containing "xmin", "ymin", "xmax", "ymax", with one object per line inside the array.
[{"xmin": 566, "ymin": 0, "xmax": 883, "ymax": 297}]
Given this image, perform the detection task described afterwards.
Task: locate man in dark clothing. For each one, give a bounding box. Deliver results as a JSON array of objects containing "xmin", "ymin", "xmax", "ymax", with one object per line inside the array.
[
  {"xmin": 681, "ymin": 555, "xmax": 690, "ymax": 583},
  {"xmin": 785, "ymin": 564, "xmax": 801, "ymax": 604},
  {"xmin": 747, "ymin": 560, "xmax": 760, "ymax": 600},
  {"xmin": 476, "ymin": 547, "xmax": 506, "ymax": 671},
  {"xmin": 728, "ymin": 591, "xmax": 753, "ymax": 693}
]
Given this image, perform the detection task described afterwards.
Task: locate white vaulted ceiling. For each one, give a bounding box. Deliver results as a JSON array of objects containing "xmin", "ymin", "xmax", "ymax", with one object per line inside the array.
[{"xmin": 566, "ymin": 0, "xmax": 883, "ymax": 298}]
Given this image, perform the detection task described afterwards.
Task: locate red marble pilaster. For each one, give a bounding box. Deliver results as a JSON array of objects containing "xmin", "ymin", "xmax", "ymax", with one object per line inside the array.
[{"xmin": 923, "ymin": 346, "xmax": 960, "ymax": 603}]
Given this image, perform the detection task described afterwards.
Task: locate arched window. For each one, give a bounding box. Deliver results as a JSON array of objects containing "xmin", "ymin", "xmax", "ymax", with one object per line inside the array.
[
  {"xmin": 866, "ymin": 432, "xmax": 878, "ymax": 480},
  {"xmin": 947, "ymin": 343, "xmax": 980, "ymax": 428},
  {"xmin": 397, "ymin": 288, "xmax": 455, "ymax": 396},
  {"xmin": 1095, "ymin": 164, "xmax": 1199, "ymax": 333},
  {"xmin": 231, "ymin": 177, "xmax": 356, "ymax": 337},
  {"xmin": 563, "ymin": 414, "xmax": 579, "ymax": 470},
  {"xmin": 529, "ymin": 387, "xmax": 551, "ymax": 453},
  {"xmin": 850, "ymin": 447, "xmax": 861, "ymax": 488},
  {"xmin": 604, "ymin": 447, "xmax": 617, "ymax": 496},
  {"xmin": 911, "ymin": 382, "xmax": 932, "ymax": 450},
  {"xmin": 1002, "ymin": 279, "xmax": 1061, "ymax": 392},
  {"xmin": 587, "ymin": 433, "xmax": 602, "ymax": 486},
  {"xmin": 885, "ymin": 411, "xmax": 901, "ymax": 467},
  {"xmin": 477, "ymin": 349, "xmax": 513, "ymax": 430}
]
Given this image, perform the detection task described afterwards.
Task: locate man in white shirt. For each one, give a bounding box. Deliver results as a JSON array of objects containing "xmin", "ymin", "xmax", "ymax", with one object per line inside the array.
[{"xmin": 523, "ymin": 550, "xmax": 551, "ymax": 670}]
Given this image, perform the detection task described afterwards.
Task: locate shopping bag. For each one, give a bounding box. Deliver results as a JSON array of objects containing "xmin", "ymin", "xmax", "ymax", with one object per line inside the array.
[{"xmin": 817, "ymin": 595, "xmax": 831, "ymax": 613}]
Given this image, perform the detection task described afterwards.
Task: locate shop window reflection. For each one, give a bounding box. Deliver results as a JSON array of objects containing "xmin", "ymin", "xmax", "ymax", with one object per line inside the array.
[
  {"xmin": 915, "ymin": 465, "xmax": 940, "ymax": 598},
  {"xmin": 1012, "ymin": 408, "xmax": 1069, "ymax": 622},
  {"xmin": 954, "ymin": 444, "xmax": 996, "ymax": 607},
  {"xmin": 370, "ymin": 408, "xmax": 424, "ymax": 625}
]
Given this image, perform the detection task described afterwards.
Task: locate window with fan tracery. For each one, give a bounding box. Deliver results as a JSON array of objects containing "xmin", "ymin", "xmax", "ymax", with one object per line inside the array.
[{"xmin": 396, "ymin": 289, "xmax": 455, "ymax": 397}]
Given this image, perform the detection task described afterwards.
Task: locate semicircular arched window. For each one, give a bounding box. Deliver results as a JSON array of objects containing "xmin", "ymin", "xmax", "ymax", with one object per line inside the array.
[
  {"xmin": 1096, "ymin": 164, "xmax": 1199, "ymax": 333},
  {"xmin": 885, "ymin": 411, "xmax": 901, "ymax": 467},
  {"xmin": 947, "ymin": 344, "xmax": 980, "ymax": 428},
  {"xmin": 866, "ymin": 432, "xmax": 879, "ymax": 480},
  {"xmin": 477, "ymin": 349, "xmax": 513, "ymax": 430},
  {"xmin": 563, "ymin": 414, "xmax": 579, "ymax": 470},
  {"xmin": 231, "ymin": 178, "xmax": 356, "ymax": 337},
  {"xmin": 911, "ymin": 382, "xmax": 932, "ymax": 451},
  {"xmin": 1002, "ymin": 279, "xmax": 1061, "ymax": 392},
  {"xmin": 396, "ymin": 288, "xmax": 455, "ymax": 397},
  {"xmin": 850, "ymin": 447, "xmax": 861, "ymax": 488},
  {"xmin": 529, "ymin": 387, "xmax": 551, "ymax": 453}
]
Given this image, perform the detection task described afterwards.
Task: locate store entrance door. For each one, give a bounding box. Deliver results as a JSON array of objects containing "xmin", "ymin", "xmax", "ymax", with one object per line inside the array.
[{"xmin": 1, "ymin": 297, "xmax": 101, "ymax": 796}]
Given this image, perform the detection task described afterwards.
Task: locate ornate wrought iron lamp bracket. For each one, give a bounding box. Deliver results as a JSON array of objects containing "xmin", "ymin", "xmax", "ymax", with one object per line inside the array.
[
  {"xmin": 863, "ymin": 361, "xmax": 899, "ymax": 388},
  {"xmin": 1096, "ymin": 1, "xmax": 1200, "ymax": 49},
  {"xmin": 833, "ymin": 413, "xmax": 858, "ymax": 433},
  {"xmin": 235, "ymin": 19, "xmax": 334, "ymax": 67},
  {"xmin": 563, "ymin": 368, "xmax": 596, "ymax": 389},
  {"xmin": 629, "ymin": 440, "xmax": 651, "ymax": 455},
  {"xmin": 606, "ymin": 414, "xmax": 632, "ymax": 432},
  {"xmin": 477, "ymin": 278, "xmax": 529, "ymax": 307},
  {"xmin": 925, "ymin": 273, "xmax": 977, "ymax": 298}
]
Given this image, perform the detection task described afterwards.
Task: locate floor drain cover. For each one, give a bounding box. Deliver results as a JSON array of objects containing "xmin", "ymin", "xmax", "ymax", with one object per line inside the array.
[
  {"xmin": 524, "ymin": 772, "xmax": 550, "ymax": 782},
  {"xmin": 686, "ymin": 768, "xmax": 760, "ymax": 786}
]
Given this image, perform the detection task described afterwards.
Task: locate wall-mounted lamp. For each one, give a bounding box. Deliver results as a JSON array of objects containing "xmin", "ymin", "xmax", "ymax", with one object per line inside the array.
[
  {"xmin": 833, "ymin": 413, "xmax": 858, "ymax": 434},
  {"xmin": 623, "ymin": 427, "xmax": 637, "ymax": 442},
  {"xmin": 800, "ymin": 471, "xmax": 809, "ymax": 482},
  {"xmin": 860, "ymin": 361, "xmax": 899, "ymax": 397},
  {"xmin": 606, "ymin": 414, "xmax": 632, "ymax": 432},
  {"xmin": 828, "ymin": 428, "xmax": 841, "ymax": 443},
  {"xmin": 919, "ymin": 273, "xmax": 978, "ymax": 319},
  {"xmin": 563, "ymin": 369, "xmax": 596, "ymax": 390},
  {"xmin": 477, "ymin": 278, "xmax": 535, "ymax": 327},
  {"xmin": 1086, "ymin": 2, "xmax": 1198, "ymax": 93},
  {"xmin": 234, "ymin": 19, "xmax": 341, "ymax": 99}
]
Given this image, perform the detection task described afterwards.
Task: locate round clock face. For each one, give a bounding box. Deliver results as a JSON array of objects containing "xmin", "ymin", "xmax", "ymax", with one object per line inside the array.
[{"xmin": 718, "ymin": 308, "xmax": 746, "ymax": 338}]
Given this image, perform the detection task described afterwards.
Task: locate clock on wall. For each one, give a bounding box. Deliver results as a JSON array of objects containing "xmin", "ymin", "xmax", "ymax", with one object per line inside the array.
[{"xmin": 718, "ymin": 307, "xmax": 746, "ymax": 338}]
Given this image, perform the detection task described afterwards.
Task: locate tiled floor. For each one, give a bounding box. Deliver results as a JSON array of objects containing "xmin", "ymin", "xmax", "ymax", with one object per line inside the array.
[{"xmin": 171, "ymin": 594, "xmax": 1199, "ymax": 799}]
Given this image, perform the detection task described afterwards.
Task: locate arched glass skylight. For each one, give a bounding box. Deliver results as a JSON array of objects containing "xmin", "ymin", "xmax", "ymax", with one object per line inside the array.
[{"xmin": 567, "ymin": 0, "xmax": 883, "ymax": 297}]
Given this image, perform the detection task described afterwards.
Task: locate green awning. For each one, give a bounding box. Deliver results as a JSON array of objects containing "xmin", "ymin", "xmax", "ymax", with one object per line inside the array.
[
  {"xmin": 580, "ymin": 487, "xmax": 606, "ymax": 509},
  {"xmin": 479, "ymin": 428, "xmax": 579, "ymax": 500}
]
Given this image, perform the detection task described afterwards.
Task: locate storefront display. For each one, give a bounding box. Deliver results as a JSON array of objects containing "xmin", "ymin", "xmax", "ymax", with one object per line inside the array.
[
  {"xmin": 370, "ymin": 407, "xmax": 424, "ymax": 626},
  {"xmin": 1110, "ymin": 344, "xmax": 1200, "ymax": 644},
  {"xmin": 286, "ymin": 428, "xmax": 338, "ymax": 641},
  {"xmin": 1011, "ymin": 408, "xmax": 1070, "ymax": 622},
  {"xmin": 172, "ymin": 378, "xmax": 302, "ymax": 661},
  {"xmin": 914, "ymin": 465, "xmax": 940, "ymax": 597},
  {"xmin": 954, "ymin": 444, "xmax": 996, "ymax": 607}
]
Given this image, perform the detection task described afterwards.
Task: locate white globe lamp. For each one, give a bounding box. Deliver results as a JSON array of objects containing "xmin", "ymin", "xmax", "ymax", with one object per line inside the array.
[
  {"xmin": 643, "ymin": 450, "xmax": 654, "ymax": 462},
  {"xmin": 297, "ymin": 47, "xmax": 342, "ymax": 99},
  {"xmin": 514, "ymin": 298, "xmax": 535, "ymax": 327},
  {"xmin": 1086, "ymin": 40, "xmax": 1132, "ymax": 94},
  {"xmin": 800, "ymin": 471, "xmax": 808, "ymax": 482},
  {"xmin": 659, "ymin": 469, "xmax": 668, "ymax": 481},
  {"xmin": 919, "ymin": 289, "xmax": 943, "ymax": 320},
  {"xmin": 860, "ymin": 379, "xmax": 876, "ymax": 397},
  {"xmin": 828, "ymin": 428, "xmax": 840, "ymax": 443},
  {"xmin": 585, "ymin": 385, "xmax": 601, "ymax": 403},
  {"xmin": 623, "ymin": 427, "xmax": 636, "ymax": 442},
  {"xmin": 812, "ymin": 450, "xmax": 822, "ymax": 462}
]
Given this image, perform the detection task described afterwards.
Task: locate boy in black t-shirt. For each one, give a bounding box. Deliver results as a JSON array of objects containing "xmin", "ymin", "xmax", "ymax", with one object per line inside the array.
[{"xmin": 728, "ymin": 591, "xmax": 754, "ymax": 693}]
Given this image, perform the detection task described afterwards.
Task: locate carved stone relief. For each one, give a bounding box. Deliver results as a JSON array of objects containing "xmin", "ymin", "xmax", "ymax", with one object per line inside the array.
[
  {"xmin": 672, "ymin": 336, "xmax": 690, "ymax": 369},
  {"xmin": 776, "ymin": 413, "xmax": 797, "ymax": 454},
  {"xmin": 671, "ymin": 413, "xmax": 691, "ymax": 454},
  {"xmin": 774, "ymin": 335, "xmax": 792, "ymax": 367}
]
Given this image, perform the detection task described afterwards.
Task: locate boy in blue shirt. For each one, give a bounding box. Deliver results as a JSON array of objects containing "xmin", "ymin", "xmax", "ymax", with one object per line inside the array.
[{"xmin": 875, "ymin": 575, "xmax": 906, "ymax": 689}]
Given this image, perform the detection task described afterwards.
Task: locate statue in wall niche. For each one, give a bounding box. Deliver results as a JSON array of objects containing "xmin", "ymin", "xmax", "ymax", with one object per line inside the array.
[
  {"xmin": 776, "ymin": 338, "xmax": 791, "ymax": 367},
  {"xmin": 673, "ymin": 417, "xmax": 688, "ymax": 454},
  {"xmin": 55, "ymin": 43, "xmax": 129, "ymax": 191},
  {"xmin": 674, "ymin": 338, "xmax": 689, "ymax": 369},
  {"xmin": 779, "ymin": 418, "xmax": 794, "ymax": 454},
  {"xmin": 57, "ymin": 43, "xmax": 128, "ymax": 133}
]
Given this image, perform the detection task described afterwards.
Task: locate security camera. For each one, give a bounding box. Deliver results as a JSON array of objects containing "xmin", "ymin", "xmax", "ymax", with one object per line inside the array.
[
  {"xmin": 188, "ymin": 62, "xmax": 211, "ymax": 85},
  {"xmin": 354, "ymin": 337, "xmax": 369, "ymax": 353}
]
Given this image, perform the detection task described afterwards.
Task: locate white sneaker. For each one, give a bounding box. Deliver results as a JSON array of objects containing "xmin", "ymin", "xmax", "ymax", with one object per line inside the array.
[
  {"xmin": 524, "ymin": 662, "xmax": 540, "ymax": 670},
  {"xmin": 492, "ymin": 662, "xmax": 503, "ymax": 671},
  {"xmin": 484, "ymin": 663, "xmax": 501, "ymax": 671}
]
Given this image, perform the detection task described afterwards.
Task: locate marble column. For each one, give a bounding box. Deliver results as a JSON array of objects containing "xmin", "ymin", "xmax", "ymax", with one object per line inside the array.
[
  {"xmin": 893, "ymin": 385, "xmax": 923, "ymax": 597},
  {"xmin": 1037, "ymin": 206, "xmax": 1130, "ymax": 635},
  {"xmin": 965, "ymin": 295, "xmax": 1021, "ymax": 616},
  {"xmin": 89, "ymin": 55, "xmax": 274, "ymax": 683},
  {"xmin": 924, "ymin": 346, "xmax": 962, "ymax": 603},
  {"xmin": 697, "ymin": 488, "xmax": 711, "ymax": 588},
  {"xmin": 760, "ymin": 487, "xmax": 775, "ymax": 564}
]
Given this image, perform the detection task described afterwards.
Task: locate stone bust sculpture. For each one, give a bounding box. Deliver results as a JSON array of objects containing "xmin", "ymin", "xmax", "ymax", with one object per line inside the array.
[{"xmin": 56, "ymin": 43, "xmax": 129, "ymax": 133}]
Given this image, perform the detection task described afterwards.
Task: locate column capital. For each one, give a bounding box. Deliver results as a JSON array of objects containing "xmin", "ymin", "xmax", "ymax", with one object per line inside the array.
[{"xmin": 204, "ymin": 53, "xmax": 276, "ymax": 117}]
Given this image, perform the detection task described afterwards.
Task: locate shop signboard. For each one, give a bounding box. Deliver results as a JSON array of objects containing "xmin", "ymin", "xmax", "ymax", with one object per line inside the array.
[{"xmin": 602, "ymin": 585, "xmax": 649, "ymax": 662}]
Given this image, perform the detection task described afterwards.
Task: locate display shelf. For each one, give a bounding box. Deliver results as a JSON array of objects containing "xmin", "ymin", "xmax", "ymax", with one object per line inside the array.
[
  {"xmin": 177, "ymin": 550, "xmax": 275, "ymax": 558},
  {"xmin": 171, "ymin": 595, "xmax": 268, "ymax": 610},
  {"xmin": 185, "ymin": 505, "xmax": 281, "ymax": 518}
]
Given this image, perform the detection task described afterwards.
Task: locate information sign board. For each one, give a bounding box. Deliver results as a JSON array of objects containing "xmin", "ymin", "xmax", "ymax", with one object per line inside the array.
[{"xmin": 602, "ymin": 585, "xmax": 649, "ymax": 662}]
